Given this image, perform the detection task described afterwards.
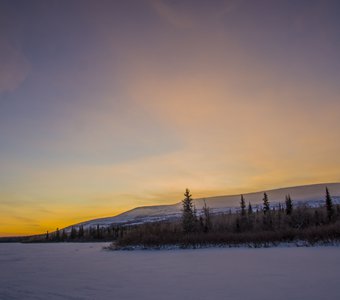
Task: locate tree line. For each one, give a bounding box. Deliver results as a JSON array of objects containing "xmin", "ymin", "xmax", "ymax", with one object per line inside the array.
[
  {"xmin": 26, "ymin": 224, "xmax": 125, "ymax": 243},
  {"xmin": 114, "ymin": 187, "xmax": 340, "ymax": 248},
  {"xmin": 26, "ymin": 187, "xmax": 340, "ymax": 246}
]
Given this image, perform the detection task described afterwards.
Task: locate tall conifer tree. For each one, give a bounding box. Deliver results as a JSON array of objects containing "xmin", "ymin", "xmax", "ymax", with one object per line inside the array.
[
  {"xmin": 182, "ymin": 189, "xmax": 197, "ymax": 233},
  {"xmin": 285, "ymin": 194, "xmax": 293, "ymax": 215},
  {"xmin": 248, "ymin": 202, "xmax": 253, "ymax": 215},
  {"xmin": 325, "ymin": 187, "xmax": 334, "ymax": 221},
  {"xmin": 263, "ymin": 192, "xmax": 270, "ymax": 214},
  {"xmin": 240, "ymin": 194, "xmax": 246, "ymax": 216}
]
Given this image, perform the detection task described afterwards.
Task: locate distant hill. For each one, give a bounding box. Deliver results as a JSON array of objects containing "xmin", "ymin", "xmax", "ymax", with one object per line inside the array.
[{"xmin": 68, "ymin": 183, "xmax": 340, "ymax": 229}]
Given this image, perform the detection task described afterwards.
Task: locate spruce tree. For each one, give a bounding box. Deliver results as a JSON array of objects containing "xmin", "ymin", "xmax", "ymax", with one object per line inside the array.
[
  {"xmin": 71, "ymin": 227, "xmax": 77, "ymax": 239},
  {"xmin": 62, "ymin": 229, "xmax": 67, "ymax": 241},
  {"xmin": 55, "ymin": 228, "xmax": 60, "ymax": 241},
  {"xmin": 202, "ymin": 200, "xmax": 211, "ymax": 232},
  {"xmin": 285, "ymin": 194, "xmax": 293, "ymax": 215},
  {"xmin": 78, "ymin": 226, "xmax": 84, "ymax": 239},
  {"xmin": 325, "ymin": 187, "xmax": 334, "ymax": 221},
  {"xmin": 96, "ymin": 225, "xmax": 101, "ymax": 239},
  {"xmin": 247, "ymin": 202, "xmax": 254, "ymax": 229},
  {"xmin": 199, "ymin": 215, "xmax": 204, "ymax": 231},
  {"xmin": 240, "ymin": 194, "xmax": 246, "ymax": 216},
  {"xmin": 263, "ymin": 192, "xmax": 270, "ymax": 214},
  {"xmin": 248, "ymin": 202, "xmax": 253, "ymax": 215},
  {"xmin": 182, "ymin": 188, "xmax": 196, "ymax": 233},
  {"xmin": 235, "ymin": 217, "xmax": 241, "ymax": 232}
]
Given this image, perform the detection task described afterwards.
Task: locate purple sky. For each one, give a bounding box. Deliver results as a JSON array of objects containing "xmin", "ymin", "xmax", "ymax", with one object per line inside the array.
[{"xmin": 1, "ymin": 0, "xmax": 340, "ymax": 235}]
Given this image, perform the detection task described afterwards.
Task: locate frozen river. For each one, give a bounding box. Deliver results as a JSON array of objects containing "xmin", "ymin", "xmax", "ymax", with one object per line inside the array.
[{"xmin": 1, "ymin": 243, "xmax": 339, "ymax": 300}]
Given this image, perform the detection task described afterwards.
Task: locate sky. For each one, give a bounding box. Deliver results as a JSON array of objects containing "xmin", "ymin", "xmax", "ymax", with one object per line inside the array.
[{"xmin": 1, "ymin": 0, "xmax": 340, "ymax": 236}]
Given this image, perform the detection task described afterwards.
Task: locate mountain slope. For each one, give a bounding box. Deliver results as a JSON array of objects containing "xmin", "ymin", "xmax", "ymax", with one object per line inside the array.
[{"xmin": 71, "ymin": 183, "xmax": 340, "ymax": 229}]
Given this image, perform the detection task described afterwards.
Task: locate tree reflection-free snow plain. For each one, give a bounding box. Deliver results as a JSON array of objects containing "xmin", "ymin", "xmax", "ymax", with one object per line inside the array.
[{"xmin": 1, "ymin": 243, "xmax": 339, "ymax": 300}]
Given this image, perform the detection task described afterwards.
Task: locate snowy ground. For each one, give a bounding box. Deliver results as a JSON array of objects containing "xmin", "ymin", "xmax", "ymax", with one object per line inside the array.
[{"xmin": 1, "ymin": 243, "xmax": 340, "ymax": 300}]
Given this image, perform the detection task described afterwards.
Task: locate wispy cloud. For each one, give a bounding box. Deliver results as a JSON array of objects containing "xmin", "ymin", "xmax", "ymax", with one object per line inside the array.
[
  {"xmin": 0, "ymin": 39, "xmax": 30, "ymax": 93},
  {"xmin": 149, "ymin": 0, "xmax": 242, "ymax": 28},
  {"xmin": 149, "ymin": 0, "xmax": 195, "ymax": 28}
]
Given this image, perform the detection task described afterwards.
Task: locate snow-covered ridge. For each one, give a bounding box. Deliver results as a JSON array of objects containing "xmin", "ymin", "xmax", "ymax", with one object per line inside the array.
[{"xmin": 68, "ymin": 183, "xmax": 340, "ymax": 229}]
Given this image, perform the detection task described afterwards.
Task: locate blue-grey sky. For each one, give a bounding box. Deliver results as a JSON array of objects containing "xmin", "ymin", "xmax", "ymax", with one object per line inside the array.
[{"xmin": 1, "ymin": 0, "xmax": 340, "ymax": 235}]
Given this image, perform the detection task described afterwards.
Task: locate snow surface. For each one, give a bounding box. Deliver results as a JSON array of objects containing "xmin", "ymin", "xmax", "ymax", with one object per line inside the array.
[{"xmin": 1, "ymin": 243, "xmax": 340, "ymax": 300}]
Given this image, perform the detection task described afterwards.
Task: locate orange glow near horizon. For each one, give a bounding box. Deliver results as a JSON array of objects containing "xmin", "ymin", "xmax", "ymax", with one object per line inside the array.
[{"xmin": 1, "ymin": 0, "xmax": 340, "ymax": 236}]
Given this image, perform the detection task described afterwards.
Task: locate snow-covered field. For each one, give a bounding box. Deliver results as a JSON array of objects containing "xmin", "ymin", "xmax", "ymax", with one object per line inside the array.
[{"xmin": 1, "ymin": 243, "xmax": 340, "ymax": 300}]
